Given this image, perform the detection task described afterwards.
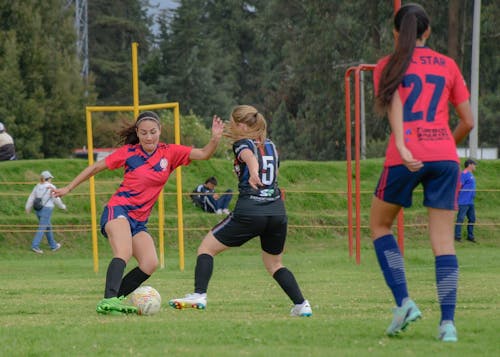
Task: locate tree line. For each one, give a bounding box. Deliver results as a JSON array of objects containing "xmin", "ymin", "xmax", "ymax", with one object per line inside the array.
[{"xmin": 0, "ymin": 0, "xmax": 498, "ymax": 160}]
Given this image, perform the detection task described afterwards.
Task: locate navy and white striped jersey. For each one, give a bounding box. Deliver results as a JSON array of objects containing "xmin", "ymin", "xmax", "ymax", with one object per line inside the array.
[{"xmin": 232, "ymin": 138, "xmax": 285, "ymax": 216}]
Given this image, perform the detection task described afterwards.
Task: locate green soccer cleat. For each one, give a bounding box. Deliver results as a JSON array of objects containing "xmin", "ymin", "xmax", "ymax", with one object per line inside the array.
[
  {"xmin": 386, "ymin": 299, "xmax": 422, "ymax": 336},
  {"xmin": 96, "ymin": 296, "xmax": 138, "ymax": 315},
  {"xmin": 168, "ymin": 293, "xmax": 207, "ymax": 310},
  {"xmin": 438, "ymin": 321, "xmax": 458, "ymax": 342}
]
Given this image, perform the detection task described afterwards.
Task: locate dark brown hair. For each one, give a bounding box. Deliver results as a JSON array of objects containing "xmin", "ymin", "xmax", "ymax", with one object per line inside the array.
[
  {"xmin": 118, "ymin": 111, "xmax": 161, "ymax": 145},
  {"xmin": 375, "ymin": 3, "xmax": 430, "ymax": 116},
  {"xmin": 205, "ymin": 176, "xmax": 218, "ymax": 185}
]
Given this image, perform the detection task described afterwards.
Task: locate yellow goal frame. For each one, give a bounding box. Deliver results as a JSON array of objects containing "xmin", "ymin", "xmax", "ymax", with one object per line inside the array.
[{"xmin": 85, "ymin": 43, "xmax": 186, "ymax": 273}]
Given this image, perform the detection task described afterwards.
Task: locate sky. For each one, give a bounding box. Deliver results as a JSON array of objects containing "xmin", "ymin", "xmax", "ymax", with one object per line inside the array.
[
  {"xmin": 148, "ymin": 0, "xmax": 179, "ymax": 12},
  {"xmin": 147, "ymin": 0, "xmax": 179, "ymax": 34}
]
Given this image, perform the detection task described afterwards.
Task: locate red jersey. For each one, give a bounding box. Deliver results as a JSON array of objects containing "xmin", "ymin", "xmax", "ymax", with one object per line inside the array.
[
  {"xmin": 105, "ymin": 143, "xmax": 192, "ymax": 221},
  {"xmin": 374, "ymin": 46, "xmax": 470, "ymax": 166}
]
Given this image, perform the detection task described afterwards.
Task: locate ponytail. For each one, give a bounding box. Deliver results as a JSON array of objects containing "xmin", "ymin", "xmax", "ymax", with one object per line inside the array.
[
  {"xmin": 375, "ymin": 3, "xmax": 430, "ymax": 116},
  {"xmin": 224, "ymin": 105, "xmax": 267, "ymax": 144}
]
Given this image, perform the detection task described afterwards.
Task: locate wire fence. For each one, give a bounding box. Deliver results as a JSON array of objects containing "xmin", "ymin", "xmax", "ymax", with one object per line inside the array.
[{"xmin": 1, "ymin": 185, "xmax": 498, "ymax": 235}]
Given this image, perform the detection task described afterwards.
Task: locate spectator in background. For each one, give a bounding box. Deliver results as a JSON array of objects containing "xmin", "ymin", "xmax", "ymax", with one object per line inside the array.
[
  {"xmin": 0, "ymin": 122, "xmax": 16, "ymax": 161},
  {"xmin": 191, "ymin": 176, "xmax": 232, "ymax": 214},
  {"xmin": 26, "ymin": 171, "xmax": 66, "ymax": 254},
  {"xmin": 455, "ymin": 159, "xmax": 477, "ymax": 243}
]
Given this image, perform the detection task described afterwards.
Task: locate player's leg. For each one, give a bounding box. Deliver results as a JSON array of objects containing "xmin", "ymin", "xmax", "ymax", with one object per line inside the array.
[
  {"xmin": 118, "ymin": 231, "xmax": 158, "ymax": 297},
  {"xmin": 169, "ymin": 231, "xmax": 229, "ymax": 310},
  {"xmin": 370, "ymin": 196, "xmax": 421, "ymax": 335},
  {"xmin": 195, "ymin": 231, "xmax": 229, "ymax": 290},
  {"xmin": 170, "ymin": 214, "xmax": 260, "ymax": 310},
  {"xmin": 428, "ymin": 208, "xmax": 459, "ymax": 342},
  {"xmin": 262, "ymin": 251, "xmax": 312, "ymax": 317},
  {"xmin": 370, "ymin": 196, "xmax": 410, "ymax": 306},
  {"xmin": 104, "ymin": 218, "xmax": 134, "ymax": 296},
  {"xmin": 424, "ymin": 161, "xmax": 460, "ymax": 342},
  {"xmin": 261, "ymin": 215, "xmax": 311, "ymax": 317},
  {"xmin": 96, "ymin": 217, "xmax": 137, "ymax": 314},
  {"xmin": 370, "ymin": 165, "xmax": 423, "ymax": 335}
]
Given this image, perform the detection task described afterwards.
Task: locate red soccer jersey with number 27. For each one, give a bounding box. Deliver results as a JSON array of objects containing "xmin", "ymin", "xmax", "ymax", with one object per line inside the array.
[
  {"xmin": 105, "ymin": 143, "xmax": 192, "ymax": 221},
  {"xmin": 374, "ymin": 46, "xmax": 470, "ymax": 167}
]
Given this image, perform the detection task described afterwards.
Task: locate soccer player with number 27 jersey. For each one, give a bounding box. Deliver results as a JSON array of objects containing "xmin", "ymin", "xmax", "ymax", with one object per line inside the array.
[{"xmin": 369, "ymin": 3, "xmax": 474, "ymax": 342}]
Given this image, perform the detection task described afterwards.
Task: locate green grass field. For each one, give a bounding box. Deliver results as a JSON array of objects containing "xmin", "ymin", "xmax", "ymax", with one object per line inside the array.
[{"xmin": 0, "ymin": 158, "xmax": 499, "ymax": 356}]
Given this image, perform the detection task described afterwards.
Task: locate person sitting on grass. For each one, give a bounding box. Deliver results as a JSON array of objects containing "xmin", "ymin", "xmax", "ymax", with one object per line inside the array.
[{"xmin": 191, "ymin": 176, "xmax": 232, "ymax": 214}]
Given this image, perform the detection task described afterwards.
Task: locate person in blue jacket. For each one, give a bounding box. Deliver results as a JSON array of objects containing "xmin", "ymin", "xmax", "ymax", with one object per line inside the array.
[{"xmin": 455, "ymin": 159, "xmax": 477, "ymax": 243}]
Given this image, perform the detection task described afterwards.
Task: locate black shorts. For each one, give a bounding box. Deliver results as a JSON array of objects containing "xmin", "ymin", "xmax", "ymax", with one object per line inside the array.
[{"xmin": 211, "ymin": 214, "xmax": 287, "ymax": 255}]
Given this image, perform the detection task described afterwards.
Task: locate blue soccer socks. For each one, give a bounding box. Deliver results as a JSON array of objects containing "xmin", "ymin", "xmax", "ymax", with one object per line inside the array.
[
  {"xmin": 373, "ymin": 234, "xmax": 409, "ymax": 307},
  {"xmin": 435, "ymin": 254, "xmax": 458, "ymax": 323}
]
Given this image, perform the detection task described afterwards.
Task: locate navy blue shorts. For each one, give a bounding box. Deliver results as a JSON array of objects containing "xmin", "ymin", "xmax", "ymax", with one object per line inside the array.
[
  {"xmin": 211, "ymin": 214, "xmax": 288, "ymax": 255},
  {"xmin": 374, "ymin": 161, "xmax": 460, "ymax": 210},
  {"xmin": 100, "ymin": 205, "xmax": 148, "ymax": 238}
]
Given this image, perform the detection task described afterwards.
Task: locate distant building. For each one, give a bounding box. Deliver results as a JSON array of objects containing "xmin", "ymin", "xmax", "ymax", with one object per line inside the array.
[
  {"xmin": 73, "ymin": 147, "xmax": 115, "ymax": 161},
  {"xmin": 457, "ymin": 147, "xmax": 498, "ymax": 160}
]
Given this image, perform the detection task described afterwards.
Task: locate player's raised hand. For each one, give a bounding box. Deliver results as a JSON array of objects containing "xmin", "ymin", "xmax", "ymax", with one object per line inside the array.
[{"xmin": 211, "ymin": 115, "xmax": 224, "ymax": 140}]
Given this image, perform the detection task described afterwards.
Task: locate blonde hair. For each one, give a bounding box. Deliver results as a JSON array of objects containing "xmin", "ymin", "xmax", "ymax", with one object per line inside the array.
[{"xmin": 224, "ymin": 105, "xmax": 267, "ymax": 144}]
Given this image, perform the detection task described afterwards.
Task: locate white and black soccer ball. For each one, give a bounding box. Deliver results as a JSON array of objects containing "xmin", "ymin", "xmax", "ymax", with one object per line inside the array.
[{"xmin": 129, "ymin": 286, "xmax": 162, "ymax": 316}]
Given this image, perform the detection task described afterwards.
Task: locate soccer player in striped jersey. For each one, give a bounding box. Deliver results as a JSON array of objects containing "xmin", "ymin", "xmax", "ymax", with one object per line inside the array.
[
  {"xmin": 54, "ymin": 111, "xmax": 224, "ymax": 315},
  {"xmin": 169, "ymin": 105, "xmax": 312, "ymax": 317},
  {"xmin": 370, "ymin": 4, "xmax": 474, "ymax": 341}
]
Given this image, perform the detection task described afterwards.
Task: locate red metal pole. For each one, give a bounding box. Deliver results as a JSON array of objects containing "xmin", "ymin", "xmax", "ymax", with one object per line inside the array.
[
  {"xmin": 345, "ymin": 65, "xmax": 376, "ymax": 264},
  {"xmin": 394, "ymin": 0, "xmax": 401, "ymax": 12},
  {"xmin": 345, "ymin": 67, "xmax": 355, "ymax": 258},
  {"xmin": 354, "ymin": 68, "xmax": 362, "ymax": 264}
]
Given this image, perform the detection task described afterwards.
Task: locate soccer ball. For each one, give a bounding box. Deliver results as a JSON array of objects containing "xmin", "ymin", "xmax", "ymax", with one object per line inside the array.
[{"xmin": 129, "ymin": 286, "xmax": 162, "ymax": 316}]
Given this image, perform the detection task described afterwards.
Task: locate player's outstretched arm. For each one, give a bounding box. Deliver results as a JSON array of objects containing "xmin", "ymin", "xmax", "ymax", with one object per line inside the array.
[
  {"xmin": 189, "ymin": 115, "xmax": 224, "ymax": 160},
  {"xmin": 53, "ymin": 159, "xmax": 108, "ymax": 197},
  {"xmin": 388, "ymin": 91, "xmax": 423, "ymax": 172},
  {"xmin": 239, "ymin": 149, "xmax": 263, "ymax": 190}
]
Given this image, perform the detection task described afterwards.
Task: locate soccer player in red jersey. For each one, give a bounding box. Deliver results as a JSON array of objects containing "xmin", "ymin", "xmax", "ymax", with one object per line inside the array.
[
  {"xmin": 370, "ymin": 4, "xmax": 474, "ymax": 341},
  {"xmin": 54, "ymin": 111, "xmax": 224, "ymax": 315}
]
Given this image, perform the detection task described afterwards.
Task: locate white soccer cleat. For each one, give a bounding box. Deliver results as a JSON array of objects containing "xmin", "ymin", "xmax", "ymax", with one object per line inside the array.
[
  {"xmin": 169, "ymin": 293, "xmax": 207, "ymax": 310},
  {"xmin": 290, "ymin": 299, "xmax": 312, "ymax": 317},
  {"xmin": 438, "ymin": 321, "xmax": 458, "ymax": 342},
  {"xmin": 386, "ymin": 298, "xmax": 422, "ymax": 336}
]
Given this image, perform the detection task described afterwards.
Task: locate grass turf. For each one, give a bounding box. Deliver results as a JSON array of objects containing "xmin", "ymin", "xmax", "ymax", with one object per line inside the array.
[{"xmin": 0, "ymin": 237, "xmax": 498, "ymax": 356}]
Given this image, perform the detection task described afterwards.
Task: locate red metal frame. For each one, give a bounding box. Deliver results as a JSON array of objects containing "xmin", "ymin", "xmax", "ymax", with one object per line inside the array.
[
  {"xmin": 343, "ymin": 0, "xmax": 404, "ymax": 264},
  {"xmin": 345, "ymin": 64, "xmax": 375, "ymax": 264}
]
